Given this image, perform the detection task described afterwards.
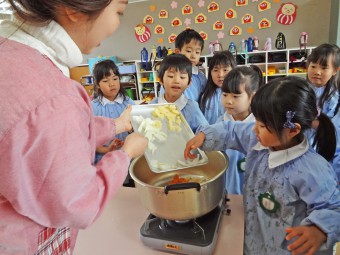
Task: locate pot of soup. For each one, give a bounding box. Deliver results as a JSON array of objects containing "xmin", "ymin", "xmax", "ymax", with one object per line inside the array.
[{"xmin": 129, "ymin": 151, "xmax": 228, "ymax": 221}]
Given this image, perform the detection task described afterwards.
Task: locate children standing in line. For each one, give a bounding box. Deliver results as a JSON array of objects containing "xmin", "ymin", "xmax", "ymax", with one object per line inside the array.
[
  {"xmin": 220, "ymin": 66, "xmax": 260, "ymax": 194},
  {"xmin": 149, "ymin": 54, "xmax": 208, "ymax": 133},
  {"xmin": 184, "ymin": 76, "xmax": 339, "ymax": 255},
  {"xmin": 92, "ymin": 60, "xmax": 135, "ymax": 164},
  {"xmin": 160, "ymin": 29, "xmax": 207, "ymax": 102},
  {"xmin": 307, "ymin": 43, "xmax": 339, "ymax": 118},
  {"xmin": 198, "ymin": 51, "xmax": 236, "ymax": 124}
]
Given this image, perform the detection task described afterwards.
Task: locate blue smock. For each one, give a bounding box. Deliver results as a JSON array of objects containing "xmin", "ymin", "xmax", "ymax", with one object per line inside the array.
[{"xmin": 201, "ymin": 88, "xmax": 224, "ymax": 124}]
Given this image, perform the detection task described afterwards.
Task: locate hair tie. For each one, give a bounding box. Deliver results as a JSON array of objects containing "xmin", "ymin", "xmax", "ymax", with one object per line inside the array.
[
  {"xmin": 316, "ymin": 107, "xmax": 321, "ymax": 119},
  {"xmin": 283, "ymin": 111, "xmax": 297, "ymax": 129}
]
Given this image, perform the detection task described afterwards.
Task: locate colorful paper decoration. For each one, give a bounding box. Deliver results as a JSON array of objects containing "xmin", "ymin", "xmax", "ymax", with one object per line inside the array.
[
  {"xmin": 159, "ymin": 10, "xmax": 168, "ymax": 19},
  {"xmin": 236, "ymin": 0, "xmax": 248, "ymax": 6},
  {"xmin": 154, "ymin": 25, "xmax": 164, "ymax": 34},
  {"xmin": 242, "ymin": 13, "xmax": 253, "ymax": 24},
  {"xmin": 258, "ymin": 18, "xmax": 271, "ymax": 29},
  {"xmin": 143, "ymin": 15, "xmax": 154, "ymax": 24},
  {"xmin": 195, "ymin": 13, "xmax": 207, "ymax": 23},
  {"xmin": 276, "ymin": 2, "xmax": 297, "ymax": 25},
  {"xmin": 247, "ymin": 27, "xmax": 254, "ymax": 33},
  {"xmin": 217, "ymin": 31, "xmax": 225, "ymax": 39},
  {"xmin": 134, "ymin": 24, "xmax": 151, "ymax": 43},
  {"xmin": 182, "ymin": 4, "xmax": 193, "ymax": 14},
  {"xmin": 157, "ymin": 38, "xmax": 164, "ymax": 44},
  {"xmin": 171, "ymin": 17, "xmax": 182, "ymax": 27},
  {"xmin": 213, "ymin": 20, "xmax": 224, "ymax": 30},
  {"xmin": 150, "ymin": 5, "xmax": 156, "ymax": 12},
  {"xmin": 258, "ymin": 1, "xmax": 271, "ymax": 11},
  {"xmin": 208, "ymin": 1, "xmax": 219, "ymax": 12},
  {"xmin": 168, "ymin": 33, "xmax": 177, "ymax": 43},
  {"xmin": 230, "ymin": 26, "xmax": 242, "ymax": 35},
  {"xmin": 225, "ymin": 8, "xmax": 237, "ymax": 19},
  {"xmin": 199, "ymin": 31, "xmax": 208, "ymax": 41}
]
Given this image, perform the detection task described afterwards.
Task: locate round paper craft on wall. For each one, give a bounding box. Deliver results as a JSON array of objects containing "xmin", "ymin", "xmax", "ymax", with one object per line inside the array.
[
  {"xmin": 276, "ymin": 2, "xmax": 297, "ymax": 25},
  {"xmin": 134, "ymin": 24, "xmax": 151, "ymax": 43}
]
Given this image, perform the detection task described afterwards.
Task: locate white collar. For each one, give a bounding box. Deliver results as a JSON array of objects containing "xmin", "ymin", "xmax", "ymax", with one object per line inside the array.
[
  {"xmin": 192, "ymin": 66, "xmax": 199, "ymax": 75},
  {"xmin": 223, "ymin": 112, "xmax": 255, "ymax": 122},
  {"xmin": 0, "ymin": 15, "xmax": 83, "ymax": 77},
  {"xmin": 158, "ymin": 94, "xmax": 188, "ymax": 111},
  {"xmin": 253, "ymin": 138, "xmax": 309, "ymax": 168},
  {"xmin": 100, "ymin": 94, "xmax": 124, "ymax": 106}
]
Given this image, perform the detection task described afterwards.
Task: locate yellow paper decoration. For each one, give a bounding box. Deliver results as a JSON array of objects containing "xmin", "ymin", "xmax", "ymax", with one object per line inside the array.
[
  {"xmin": 159, "ymin": 10, "xmax": 168, "ymax": 19},
  {"xmin": 154, "ymin": 25, "xmax": 164, "ymax": 34},
  {"xmin": 208, "ymin": 1, "xmax": 219, "ymax": 12},
  {"xmin": 143, "ymin": 15, "xmax": 154, "ymax": 24},
  {"xmin": 199, "ymin": 31, "xmax": 208, "ymax": 41},
  {"xmin": 195, "ymin": 13, "xmax": 207, "ymax": 24},
  {"xmin": 168, "ymin": 33, "xmax": 177, "ymax": 44},
  {"xmin": 230, "ymin": 26, "xmax": 242, "ymax": 36},
  {"xmin": 258, "ymin": 1, "xmax": 271, "ymax": 12},
  {"xmin": 171, "ymin": 17, "xmax": 182, "ymax": 27},
  {"xmin": 182, "ymin": 4, "xmax": 193, "ymax": 15},
  {"xmin": 213, "ymin": 20, "xmax": 224, "ymax": 30},
  {"xmin": 258, "ymin": 18, "xmax": 271, "ymax": 29},
  {"xmin": 242, "ymin": 13, "xmax": 253, "ymax": 24},
  {"xmin": 236, "ymin": 0, "xmax": 248, "ymax": 6},
  {"xmin": 225, "ymin": 8, "xmax": 237, "ymax": 19}
]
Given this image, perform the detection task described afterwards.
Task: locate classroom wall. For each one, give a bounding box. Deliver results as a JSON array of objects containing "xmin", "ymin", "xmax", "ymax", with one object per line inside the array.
[{"xmin": 83, "ymin": 0, "xmax": 332, "ymax": 62}]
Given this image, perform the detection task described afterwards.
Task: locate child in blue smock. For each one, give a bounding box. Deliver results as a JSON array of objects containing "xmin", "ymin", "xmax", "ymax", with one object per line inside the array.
[
  {"xmin": 160, "ymin": 29, "xmax": 207, "ymax": 102},
  {"xmin": 185, "ymin": 76, "xmax": 339, "ymax": 255},
  {"xmin": 198, "ymin": 51, "xmax": 236, "ymax": 124},
  {"xmin": 332, "ymin": 111, "xmax": 340, "ymax": 180},
  {"xmin": 91, "ymin": 60, "xmax": 135, "ymax": 164},
  {"xmin": 150, "ymin": 54, "xmax": 208, "ymax": 133},
  {"xmin": 219, "ymin": 66, "xmax": 260, "ymax": 194},
  {"xmin": 307, "ymin": 43, "xmax": 339, "ymax": 118}
]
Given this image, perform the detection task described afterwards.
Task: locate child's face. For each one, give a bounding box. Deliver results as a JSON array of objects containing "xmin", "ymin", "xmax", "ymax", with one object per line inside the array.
[
  {"xmin": 307, "ymin": 56, "xmax": 337, "ymax": 88},
  {"xmin": 221, "ymin": 84, "xmax": 252, "ymax": 121},
  {"xmin": 253, "ymin": 120, "xmax": 296, "ymax": 150},
  {"xmin": 98, "ymin": 71, "xmax": 121, "ymax": 101},
  {"xmin": 161, "ymin": 67, "xmax": 190, "ymax": 102},
  {"xmin": 177, "ymin": 39, "xmax": 203, "ymax": 67},
  {"xmin": 211, "ymin": 64, "xmax": 233, "ymax": 88}
]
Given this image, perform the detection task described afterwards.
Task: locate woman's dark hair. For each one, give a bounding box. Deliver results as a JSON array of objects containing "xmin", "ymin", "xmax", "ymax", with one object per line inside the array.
[
  {"xmin": 307, "ymin": 43, "xmax": 340, "ymax": 117},
  {"xmin": 92, "ymin": 59, "xmax": 126, "ymax": 101},
  {"xmin": 7, "ymin": 0, "xmax": 112, "ymax": 24},
  {"xmin": 222, "ymin": 66, "xmax": 259, "ymax": 96},
  {"xmin": 251, "ymin": 76, "xmax": 336, "ymax": 161},
  {"xmin": 175, "ymin": 29, "xmax": 204, "ymax": 51},
  {"xmin": 158, "ymin": 54, "xmax": 192, "ymax": 84},
  {"xmin": 198, "ymin": 51, "xmax": 236, "ymax": 113}
]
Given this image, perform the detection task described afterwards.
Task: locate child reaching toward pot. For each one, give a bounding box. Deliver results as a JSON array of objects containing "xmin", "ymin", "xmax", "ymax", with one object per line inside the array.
[
  {"xmin": 149, "ymin": 54, "xmax": 208, "ymax": 133},
  {"xmin": 184, "ymin": 76, "xmax": 339, "ymax": 255},
  {"xmin": 198, "ymin": 51, "xmax": 236, "ymax": 124},
  {"xmin": 92, "ymin": 60, "xmax": 136, "ymax": 164}
]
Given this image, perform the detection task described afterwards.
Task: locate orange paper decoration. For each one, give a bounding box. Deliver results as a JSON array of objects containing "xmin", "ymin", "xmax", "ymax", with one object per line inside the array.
[
  {"xmin": 158, "ymin": 38, "xmax": 164, "ymax": 44},
  {"xmin": 150, "ymin": 5, "xmax": 156, "ymax": 12},
  {"xmin": 247, "ymin": 27, "xmax": 254, "ymax": 34}
]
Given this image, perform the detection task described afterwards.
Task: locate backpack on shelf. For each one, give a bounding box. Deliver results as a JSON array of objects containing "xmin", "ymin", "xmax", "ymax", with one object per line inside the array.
[{"xmin": 275, "ymin": 32, "xmax": 286, "ymax": 50}]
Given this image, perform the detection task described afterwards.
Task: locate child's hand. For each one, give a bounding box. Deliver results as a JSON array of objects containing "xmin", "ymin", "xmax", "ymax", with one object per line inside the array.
[
  {"xmin": 184, "ymin": 132, "xmax": 206, "ymax": 160},
  {"xmin": 108, "ymin": 139, "xmax": 124, "ymax": 151},
  {"xmin": 285, "ymin": 225, "xmax": 327, "ymax": 255}
]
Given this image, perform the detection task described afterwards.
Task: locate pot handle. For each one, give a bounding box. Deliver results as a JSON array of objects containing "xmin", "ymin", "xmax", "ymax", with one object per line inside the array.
[{"xmin": 164, "ymin": 182, "xmax": 201, "ymax": 195}]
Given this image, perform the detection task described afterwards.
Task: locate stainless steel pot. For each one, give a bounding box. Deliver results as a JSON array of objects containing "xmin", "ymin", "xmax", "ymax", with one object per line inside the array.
[{"xmin": 129, "ymin": 151, "xmax": 228, "ymax": 221}]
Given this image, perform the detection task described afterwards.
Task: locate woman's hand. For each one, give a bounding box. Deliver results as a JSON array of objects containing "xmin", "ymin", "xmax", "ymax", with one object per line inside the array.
[
  {"xmin": 122, "ymin": 132, "xmax": 147, "ymax": 159},
  {"xmin": 114, "ymin": 105, "xmax": 133, "ymax": 134},
  {"xmin": 184, "ymin": 132, "xmax": 206, "ymax": 160},
  {"xmin": 285, "ymin": 225, "xmax": 327, "ymax": 255}
]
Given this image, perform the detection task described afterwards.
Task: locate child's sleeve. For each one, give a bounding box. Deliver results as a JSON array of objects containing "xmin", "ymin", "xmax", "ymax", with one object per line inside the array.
[{"xmin": 197, "ymin": 121, "xmax": 255, "ymax": 154}]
